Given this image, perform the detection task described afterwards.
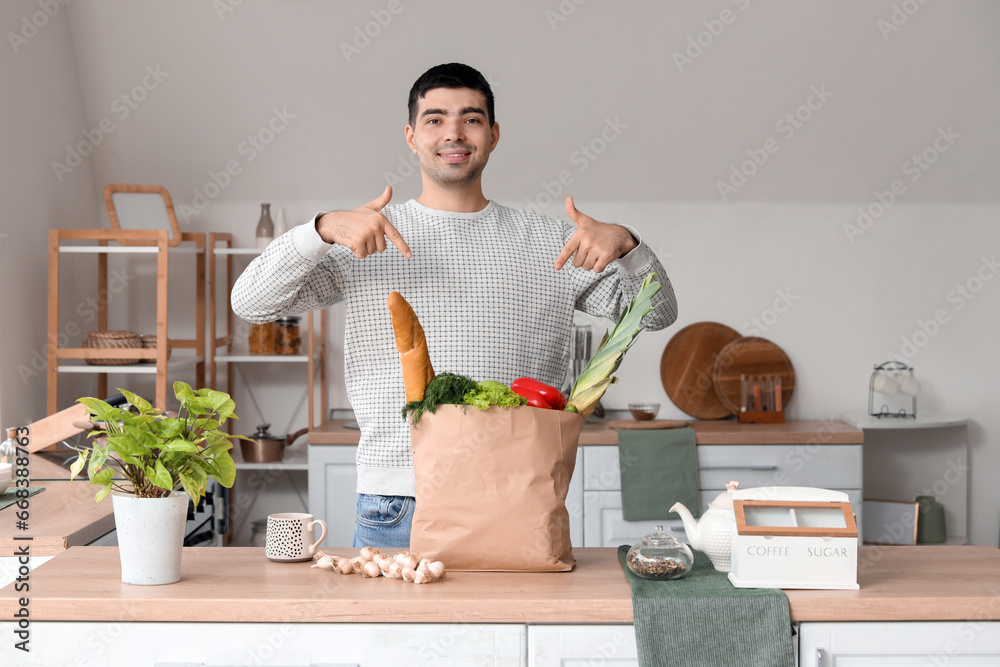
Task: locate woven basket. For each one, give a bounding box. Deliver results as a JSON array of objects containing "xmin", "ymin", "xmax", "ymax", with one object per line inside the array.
[
  {"xmin": 82, "ymin": 330, "xmax": 142, "ymax": 365},
  {"xmin": 139, "ymin": 335, "xmax": 172, "ymax": 363}
]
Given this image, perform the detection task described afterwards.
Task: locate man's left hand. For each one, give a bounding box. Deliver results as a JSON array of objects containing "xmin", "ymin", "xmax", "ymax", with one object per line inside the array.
[{"xmin": 554, "ymin": 197, "xmax": 638, "ymax": 273}]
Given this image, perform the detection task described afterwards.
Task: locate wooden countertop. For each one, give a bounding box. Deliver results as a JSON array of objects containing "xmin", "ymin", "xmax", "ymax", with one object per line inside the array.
[
  {"xmin": 3, "ymin": 545, "xmax": 996, "ymax": 624},
  {"xmin": 0, "ymin": 454, "xmax": 114, "ymax": 556},
  {"xmin": 309, "ymin": 418, "xmax": 863, "ymax": 446}
]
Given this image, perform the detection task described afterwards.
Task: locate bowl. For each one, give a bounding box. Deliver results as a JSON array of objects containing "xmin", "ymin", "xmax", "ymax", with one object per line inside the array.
[
  {"xmin": 629, "ymin": 403, "xmax": 660, "ymax": 421},
  {"xmin": 0, "ymin": 462, "xmax": 12, "ymax": 494}
]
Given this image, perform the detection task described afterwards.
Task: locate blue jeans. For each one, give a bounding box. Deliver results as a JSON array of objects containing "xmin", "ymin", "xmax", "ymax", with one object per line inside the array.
[{"xmin": 352, "ymin": 494, "xmax": 415, "ymax": 548}]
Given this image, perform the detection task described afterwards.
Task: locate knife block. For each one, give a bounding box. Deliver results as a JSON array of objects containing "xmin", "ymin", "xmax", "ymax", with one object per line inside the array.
[{"xmin": 738, "ymin": 373, "xmax": 785, "ymax": 423}]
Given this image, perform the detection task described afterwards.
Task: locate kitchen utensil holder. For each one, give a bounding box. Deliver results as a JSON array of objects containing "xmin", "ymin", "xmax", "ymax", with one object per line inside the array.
[
  {"xmin": 737, "ymin": 373, "xmax": 785, "ymax": 423},
  {"xmin": 868, "ymin": 360, "xmax": 917, "ymax": 419}
]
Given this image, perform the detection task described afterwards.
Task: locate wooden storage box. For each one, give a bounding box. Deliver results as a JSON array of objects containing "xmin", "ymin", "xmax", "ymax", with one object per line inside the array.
[{"xmin": 728, "ymin": 486, "xmax": 859, "ymax": 590}]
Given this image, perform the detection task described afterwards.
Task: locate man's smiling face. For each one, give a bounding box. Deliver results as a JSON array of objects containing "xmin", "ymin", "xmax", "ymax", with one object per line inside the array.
[{"xmin": 405, "ymin": 86, "xmax": 500, "ymax": 190}]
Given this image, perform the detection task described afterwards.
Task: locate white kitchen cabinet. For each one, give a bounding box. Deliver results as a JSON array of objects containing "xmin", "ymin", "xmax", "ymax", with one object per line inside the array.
[
  {"xmin": 308, "ymin": 444, "xmax": 359, "ymax": 547},
  {"xmin": 307, "ymin": 443, "xmax": 585, "ymax": 549},
  {"xmin": 1, "ymin": 621, "xmax": 527, "ymax": 666},
  {"xmin": 528, "ymin": 625, "xmax": 638, "ymax": 666},
  {"xmin": 799, "ymin": 621, "xmax": 1000, "ymax": 665},
  {"xmin": 581, "ymin": 443, "xmax": 863, "ymax": 548}
]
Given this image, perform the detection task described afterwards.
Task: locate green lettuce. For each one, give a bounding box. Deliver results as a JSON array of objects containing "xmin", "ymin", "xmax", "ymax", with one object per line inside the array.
[{"xmin": 463, "ymin": 380, "xmax": 527, "ymax": 410}]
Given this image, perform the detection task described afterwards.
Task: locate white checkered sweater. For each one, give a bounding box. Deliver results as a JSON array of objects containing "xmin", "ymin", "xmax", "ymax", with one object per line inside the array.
[{"xmin": 231, "ymin": 199, "xmax": 677, "ymax": 496}]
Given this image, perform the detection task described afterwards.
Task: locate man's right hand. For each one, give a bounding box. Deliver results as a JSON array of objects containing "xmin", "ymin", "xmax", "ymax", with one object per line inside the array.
[{"xmin": 316, "ymin": 186, "xmax": 412, "ymax": 259}]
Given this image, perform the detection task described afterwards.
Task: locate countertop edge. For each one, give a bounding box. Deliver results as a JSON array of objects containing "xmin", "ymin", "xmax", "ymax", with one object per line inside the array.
[{"xmin": 4, "ymin": 546, "xmax": 1000, "ymax": 624}]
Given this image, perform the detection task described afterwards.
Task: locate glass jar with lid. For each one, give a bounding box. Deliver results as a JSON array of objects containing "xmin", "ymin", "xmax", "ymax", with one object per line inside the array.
[
  {"xmin": 274, "ymin": 316, "xmax": 301, "ymax": 355},
  {"xmin": 248, "ymin": 322, "xmax": 275, "ymax": 355},
  {"xmin": 625, "ymin": 524, "xmax": 694, "ymax": 580}
]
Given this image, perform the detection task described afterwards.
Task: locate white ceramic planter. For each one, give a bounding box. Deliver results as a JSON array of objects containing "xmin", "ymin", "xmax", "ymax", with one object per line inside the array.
[{"xmin": 111, "ymin": 491, "xmax": 189, "ymax": 585}]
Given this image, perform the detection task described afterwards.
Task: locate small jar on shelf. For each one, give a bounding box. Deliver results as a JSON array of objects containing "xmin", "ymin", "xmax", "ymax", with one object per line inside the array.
[
  {"xmin": 274, "ymin": 317, "xmax": 301, "ymax": 355},
  {"xmin": 248, "ymin": 322, "xmax": 275, "ymax": 355}
]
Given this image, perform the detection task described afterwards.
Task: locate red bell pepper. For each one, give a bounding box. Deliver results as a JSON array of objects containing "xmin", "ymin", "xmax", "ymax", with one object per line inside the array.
[
  {"xmin": 511, "ymin": 377, "xmax": 566, "ymax": 411},
  {"xmin": 512, "ymin": 385, "xmax": 552, "ymax": 409}
]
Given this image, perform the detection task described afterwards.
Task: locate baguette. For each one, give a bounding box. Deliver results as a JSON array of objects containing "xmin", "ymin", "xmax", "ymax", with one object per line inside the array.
[{"xmin": 387, "ymin": 292, "xmax": 435, "ymax": 402}]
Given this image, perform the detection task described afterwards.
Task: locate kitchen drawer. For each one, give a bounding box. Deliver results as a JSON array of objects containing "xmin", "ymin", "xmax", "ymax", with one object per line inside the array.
[
  {"xmin": 583, "ymin": 489, "xmax": 863, "ymax": 548},
  {"xmin": 583, "ymin": 444, "xmax": 862, "ymax": 491}
]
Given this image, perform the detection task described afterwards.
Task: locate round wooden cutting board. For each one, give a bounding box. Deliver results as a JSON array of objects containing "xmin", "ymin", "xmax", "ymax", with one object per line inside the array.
[
  {"xmin": 659, "ymin": 322, "xmax": 741, "ymax": 419},
  {"xmin": 710, "ymin": 336, "xmax": 795, "ymax": 414}
]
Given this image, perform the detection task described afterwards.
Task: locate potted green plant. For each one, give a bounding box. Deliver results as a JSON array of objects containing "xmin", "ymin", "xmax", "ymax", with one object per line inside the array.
[{"xmin": 70, "ymin": 381, "xmax": 248, "ymax": 585}]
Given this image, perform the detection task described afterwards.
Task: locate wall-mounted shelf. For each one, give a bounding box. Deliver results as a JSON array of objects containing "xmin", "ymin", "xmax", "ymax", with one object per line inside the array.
[
  {"xmin": 839, "ymin": 413, "xmax": 969, "ymax": 430},
  {"xmin": 840, "ymin": 411, "xmax": 970, "ymax": 544}
]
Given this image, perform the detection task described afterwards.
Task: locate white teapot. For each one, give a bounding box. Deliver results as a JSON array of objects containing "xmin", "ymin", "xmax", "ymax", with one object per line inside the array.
[{"xmin": 669, "ymin": 480, "xmax": 740, "ymax": 572}]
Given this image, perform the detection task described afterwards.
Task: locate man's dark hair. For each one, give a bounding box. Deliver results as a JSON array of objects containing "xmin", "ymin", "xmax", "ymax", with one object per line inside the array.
[{"xmin": 407, "ymin": 63, "xmax": 495, "ymax": 127}]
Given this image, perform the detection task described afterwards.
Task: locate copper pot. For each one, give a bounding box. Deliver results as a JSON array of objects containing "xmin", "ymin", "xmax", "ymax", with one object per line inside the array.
[{"xmin": 240, "ymin": 424, "xmax": 309, "ymax": 463}]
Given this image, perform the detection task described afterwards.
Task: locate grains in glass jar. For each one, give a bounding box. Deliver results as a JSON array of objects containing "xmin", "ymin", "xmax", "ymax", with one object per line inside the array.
[
  {"xmin": 249, "ymin": 322, "xmax": 275, "ymax": 355},
  {"xmin": 274, "ymin": 317, "xmax": 301, "ymax": 355}
]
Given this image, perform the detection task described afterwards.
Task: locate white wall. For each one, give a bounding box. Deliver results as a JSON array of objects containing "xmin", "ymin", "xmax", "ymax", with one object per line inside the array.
[
  {"xmin": 0, "ymin": 0, "xmax": 101, "ymax": 427},
  {"xmin": 7, "ymin": 1, "xmax": 999, "ymax": 543}
]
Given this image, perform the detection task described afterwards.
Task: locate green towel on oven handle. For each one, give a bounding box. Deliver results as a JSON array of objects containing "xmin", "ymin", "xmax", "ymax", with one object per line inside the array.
[
  {"xmin": 618, "ymin": 546, "xmax": 795, "ymax": 667},
  {"xmin": 616, "ymin": 426, "xmax": 699, "ymax": 521}
]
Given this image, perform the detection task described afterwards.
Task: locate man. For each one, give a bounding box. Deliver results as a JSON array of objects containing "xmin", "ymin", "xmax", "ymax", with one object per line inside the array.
[{"xmin": 232, "ymin": 63, "xmax": 677, "ymax": 547}]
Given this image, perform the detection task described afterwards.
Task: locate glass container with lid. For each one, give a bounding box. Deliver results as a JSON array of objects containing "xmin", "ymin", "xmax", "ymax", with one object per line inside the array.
[
  {"xmin": 625, "ymin": 524, "xmax": 694, "ymax": 580},
  {"xmin": 274, "ymin": 316, "xmax": 301, "ymax": 355}
]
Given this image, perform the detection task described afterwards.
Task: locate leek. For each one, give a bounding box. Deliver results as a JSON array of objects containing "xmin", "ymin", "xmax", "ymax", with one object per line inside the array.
[{"xmin": 565, "ymin": 273, "xmax": 662, "ymax": 418}]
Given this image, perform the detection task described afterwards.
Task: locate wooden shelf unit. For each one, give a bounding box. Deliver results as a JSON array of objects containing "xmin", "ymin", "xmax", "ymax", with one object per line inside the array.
[{"xmin": 46, "ymin": 228, "xmax": 206, "ymax": 414}]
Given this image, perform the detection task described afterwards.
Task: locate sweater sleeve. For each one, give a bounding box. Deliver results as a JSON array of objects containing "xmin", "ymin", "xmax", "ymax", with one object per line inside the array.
[
  {"xmin": 230, "ymin": 214, "xmax": 351, "ymax": 323},
  {"xmin": 567, "ymin": 222, "xmax": 678, "ymax": 331}
]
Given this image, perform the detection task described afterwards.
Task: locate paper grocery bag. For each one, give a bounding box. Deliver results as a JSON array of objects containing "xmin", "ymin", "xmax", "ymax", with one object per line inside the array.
[{"xmin": 409, "ymin": 404, "xmax": 584, "ymax": 571}]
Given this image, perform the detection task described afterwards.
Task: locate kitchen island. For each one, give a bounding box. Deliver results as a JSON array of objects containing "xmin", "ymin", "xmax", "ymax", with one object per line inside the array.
[{"xmin": 2, "ymin": 545, "xmax": 1000, "ymax": 664}]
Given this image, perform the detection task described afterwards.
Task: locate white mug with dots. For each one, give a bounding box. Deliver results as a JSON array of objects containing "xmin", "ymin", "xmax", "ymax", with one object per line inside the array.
[{"xmin": 265, "ymin": 512, "xmax": 327, "ymax": 562}]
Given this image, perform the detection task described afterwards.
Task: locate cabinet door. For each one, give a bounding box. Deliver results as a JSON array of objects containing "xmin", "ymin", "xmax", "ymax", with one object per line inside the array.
[
  {"xmin": 529, "ymin": 625, "xmax": 638, "ymax": 666},
  {"xmin": 307, "ymin": 445, "xmax": 358, "ymax": 548},
  {"xmin": 0, "ymin": 621, "xmax": 527, "ymax": 666},
  {"xmin": 582, "ymin": 444, "xmax": 863, "ymax": 492},
  {"xmin": 583, "ymin": 490, "xmax": 704, "ymax": 548},
  {"xmin": 698, "ymin": 444, "xmax": 862, "ymax": 490},
  {"xmin": 800, "ymin": 621, "xmax": 1000, "ymax": 665}
]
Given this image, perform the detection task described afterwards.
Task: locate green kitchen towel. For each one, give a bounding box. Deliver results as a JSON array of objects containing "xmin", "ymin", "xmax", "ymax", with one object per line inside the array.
[
  {"xmin": 617, "ymin": 427, "xmax": 698, "ymax": 521},
  {"xmin": 618, "ymin": 546, "xmax": 794, "ymax": 667},
  {"xmin": 0, "ymin": 487, "xmax": 45, "ymax": 512}
]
